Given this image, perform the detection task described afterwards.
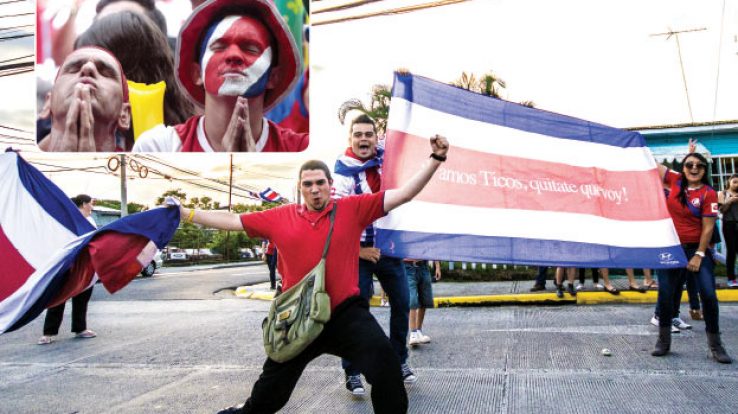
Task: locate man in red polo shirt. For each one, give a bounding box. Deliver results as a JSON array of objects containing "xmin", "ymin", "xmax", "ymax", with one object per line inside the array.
[{"xmin": 176, "ymin": 134, "xmax": 449, "ymax": 413}]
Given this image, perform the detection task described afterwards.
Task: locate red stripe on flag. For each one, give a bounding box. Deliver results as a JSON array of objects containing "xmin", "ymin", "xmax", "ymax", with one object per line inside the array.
[
  {"xmin": 382, "ymin": 131, "xmax": 670, "ymax": 221},
  {"xmin": 0, "ymin": 224, "xmax": 35, "ymax": 302},
  {"xmin": 88, "ymin": 232, "xmax": 150, "ymax": 293},
  {"xmin": 48, "ymin": 248, "xmax": 95, "ymax": 308}
]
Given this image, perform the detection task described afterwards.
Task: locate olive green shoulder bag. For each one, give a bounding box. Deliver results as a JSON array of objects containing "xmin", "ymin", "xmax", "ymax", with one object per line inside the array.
[{"xmin": 262, "ymin": 205, "xmax": 335, "ymax": 363}]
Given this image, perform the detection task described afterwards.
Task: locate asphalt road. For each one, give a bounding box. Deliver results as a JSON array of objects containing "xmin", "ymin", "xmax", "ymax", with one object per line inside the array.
[{"xmin": 2, "ymin": 265, "xmax": 738, "ymax": 413}]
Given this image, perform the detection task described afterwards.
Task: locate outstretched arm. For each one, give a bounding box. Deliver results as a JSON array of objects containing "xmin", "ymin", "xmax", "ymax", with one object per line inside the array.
[
  {"xmin": 384, "ymin": 134, "xmax": 449, "ymax": 212},
  {"xmin": 173, "ymin": 202, "xmax": 244, "ymax": 232}
]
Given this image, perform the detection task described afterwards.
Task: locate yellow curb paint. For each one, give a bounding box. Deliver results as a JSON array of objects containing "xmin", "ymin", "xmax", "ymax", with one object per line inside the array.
[
  {"xmin": 234, "ymin": 287, "xmax": 274, "ymax": 300},
  {"xmin": 235, "ymin": 287, "xmax": 738, "ymax": 306},
  {"xmin": 433, "ymin": 293, "xmax": 575, "ymax": 307}
]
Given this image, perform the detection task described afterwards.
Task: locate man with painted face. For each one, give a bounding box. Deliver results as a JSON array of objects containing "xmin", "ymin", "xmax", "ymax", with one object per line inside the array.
[
  {"xmin": 175, "ymin": 135, "xmax": 449, "ymax": 413},
  {"xmin": 133, "ymin": 0, "xmax": 307, "ymax": 152},
  {"xmin": 38, "ymin": 47, "xmax": 132, "ymax": 152}
]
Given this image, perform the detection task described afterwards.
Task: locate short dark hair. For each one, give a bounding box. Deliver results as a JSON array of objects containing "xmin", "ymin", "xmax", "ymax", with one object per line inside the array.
[
  {"xmin": 71, "ymin": 194, "xmax": 92, "ymax": 208},
  {"xmin": 349, "ymin": 114, "xmax": 375, "ymax": 134},
  {"xmin": 298, "ymin": 160, "xmax": 332, "ymax": 182}
]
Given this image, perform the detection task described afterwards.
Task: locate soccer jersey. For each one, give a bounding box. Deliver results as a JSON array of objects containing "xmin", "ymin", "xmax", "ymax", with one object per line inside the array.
[
  {"xmin": 132, "ymin": 115, "xmax": 308, "ymax": 152},
  {"xmin": 240, "ymin": 192, "xmax": 386, "ymax": 311},
  {"xmin": 663, "ymin": 170, "xmax": 718, "ymax": 244}
]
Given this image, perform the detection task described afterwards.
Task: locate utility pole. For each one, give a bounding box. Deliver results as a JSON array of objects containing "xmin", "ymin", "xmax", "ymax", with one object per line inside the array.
[
  {"xmin": 119, "ymin": 154, "xmax": 128, "ymax": 217},
  {"xmin": 651, "ymin": 27, "xmax": 707, "ymax": 122},
  {"xmin": 225, "ymin": 154, "xmax": 233, "ymax": 262}
]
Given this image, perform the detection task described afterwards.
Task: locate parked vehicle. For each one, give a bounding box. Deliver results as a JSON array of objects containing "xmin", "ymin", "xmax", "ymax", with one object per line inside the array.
[
  {"xmin": 167, "ymin": 248, "xmax": 188, "ymax": 261},
  {"xmin": 240, "ymin": 248, "xmax": 255, "ymax": 259},
  {"xmin": 140, "ymin": 250, "xmax": 163, "ymax": 278}
]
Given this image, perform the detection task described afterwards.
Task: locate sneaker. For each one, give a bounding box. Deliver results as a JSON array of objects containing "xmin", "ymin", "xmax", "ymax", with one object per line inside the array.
[
  {"xmin": 345, "ymin": 374, "xmax": 365, "ymax": 396},
  {"xmin": 728, "ymin": 279, "xmax": 738, "ymax": 288},
  {"xmin": 556, "ymin": 285, "xmax": 564, "ymax": 298},
  {"xmin": 416, "ymin": 330, "xmax": 431, "ymax": 344},
  {"xmin": 566, "ymin": 283, "xmax": 577, "ymax": 297},
  {"xmin": 689, "ymin": 309, "xmax": 704, "ymax": 321},
  {"xmin": 651, "ymin": 315, "xmax": 679, "ymax": 333},
  {"xmin": 401, "ymin": 363, "xmax": 417, "ymax": 383},
  {"xmin": 75, "ymin": 330, "xmax": 96, "ymax": 339},
  {"xmin": 529, "ymin": 284, "xmax": 546, "ymax": 292},
  {"xmin": 408, "ymin": 331, "xmax": 421, "ymax": 346},
  {"xmin": 37, "ymin": 335, "xmax": 55, "ymax": 345},
  {"xmin": 594, "ymin": 283, "xmax": 604, "ymax": 289},
  {"xmin": 672, "ymin": 317, "xmax": 692, "ymax": 330},
  {"xmin": 575, "ymin": 283, "xmax": 584, "ymax": 291}
]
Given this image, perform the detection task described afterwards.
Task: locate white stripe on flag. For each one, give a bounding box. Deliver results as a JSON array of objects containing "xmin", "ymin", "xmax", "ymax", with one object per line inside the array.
[
  {"xmin": 0, "ymin": 157, "xmax": 79, "ymax": 269},
  {"xmin": 375, "ymin": 201, "xmax": 680, "ymax": 248},
  {"xmin": 387, "ymin": 98, "xmax": 656, "ymax": 172},
  {"xmin": 0, "ymin": 234, "xmax": 87, "ymax": 333}
]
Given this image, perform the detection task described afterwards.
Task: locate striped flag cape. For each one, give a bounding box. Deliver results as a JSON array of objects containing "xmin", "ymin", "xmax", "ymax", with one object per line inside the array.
[
  {"xmin": 375, "ymin": 73, "xmax": 687, "ymax": 269},
  {"xmin": 0, "ymin": 151, "xmax": 180, "ymax": 334}
]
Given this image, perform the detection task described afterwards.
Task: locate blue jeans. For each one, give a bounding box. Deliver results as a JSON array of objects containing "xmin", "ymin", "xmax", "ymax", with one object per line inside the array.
[
  {"xmin": 656, "ymin": 246, "xmax": 720, "ymax": 333},
  {"xmin": 342, "ymin": 256, "xmax": 409, "ymax": 376},
  {"xmin": 405, "ymin": 261, "xmax": 434, "ymax": 309},
  {"xmin": 535, "ymin": 266, "xmax": 548, "ymax": 286}
]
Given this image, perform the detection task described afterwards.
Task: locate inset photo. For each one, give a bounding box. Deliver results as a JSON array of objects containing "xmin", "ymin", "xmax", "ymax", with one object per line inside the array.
[{"xmin": 35, "ymin": 0, "xmax": 309, "ymax": 153}]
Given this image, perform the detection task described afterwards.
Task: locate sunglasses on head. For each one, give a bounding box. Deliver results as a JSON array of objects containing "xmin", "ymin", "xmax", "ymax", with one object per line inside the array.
[{"xmin": 684, "ymin": 162, "xmax": 706, "ymax": 170}]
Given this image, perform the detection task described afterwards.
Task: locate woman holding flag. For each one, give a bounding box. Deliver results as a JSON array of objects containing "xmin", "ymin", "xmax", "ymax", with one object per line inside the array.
[{"xmin": 652, "ymin": 153, "xmax": 732, "ymax": 363}]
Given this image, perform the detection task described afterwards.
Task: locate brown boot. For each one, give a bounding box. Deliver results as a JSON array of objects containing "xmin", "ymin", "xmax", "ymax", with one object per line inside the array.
[
  {"xmin": 707, "ymin": 332, "xmax": 733, "ymax": 364},
  {"xmin": 651, "ymin": 326, "xmax": 671, "ymax": 356}
]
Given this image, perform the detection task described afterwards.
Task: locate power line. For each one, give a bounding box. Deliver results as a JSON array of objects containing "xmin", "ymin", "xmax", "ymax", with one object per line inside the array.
[
  {"xmin": 0, "ymin": 33, "xmax": 32, "ymax": 42},
  {"xmin": 313, "ymin": 0, "xmax": 386, "ymax": 14},
  {"xmin": 0, "ymin": 0, "xmax": 32, "ymax": 5},
  {"xmin": 313, "ymin": 0, "xmax": 472, "ymax": 26},
  {"xmin": 0, "ymin": 12, "xmax": 33, "ymax": 18},
  {"xmin": 0, "ymin": 54, "xmax": 32, "ymax": 65}
]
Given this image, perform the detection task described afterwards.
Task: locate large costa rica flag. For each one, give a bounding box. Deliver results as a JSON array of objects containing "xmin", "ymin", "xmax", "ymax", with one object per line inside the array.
[
  {"xmin": 0, "ymin": 151, "xmax": 179, "ymax": 333},
  {"xmin": 375, "ymin": 72, "xmax": 687, "ymax": 269}
]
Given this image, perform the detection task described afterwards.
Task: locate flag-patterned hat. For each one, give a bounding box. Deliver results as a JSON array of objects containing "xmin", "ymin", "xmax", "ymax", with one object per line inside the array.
[{"xmin": 175, "ymin": 0, "xmax": 301, "ymax": 111}]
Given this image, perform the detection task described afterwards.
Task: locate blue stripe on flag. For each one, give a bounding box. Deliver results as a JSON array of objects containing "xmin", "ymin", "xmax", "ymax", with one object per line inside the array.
[
  {"xmin": 375, "ymin": 229, "xmax": 687, "ymax": 269},
  {"xmin": 391, "ymin": 73, "xmax": 644, "ymax": 148},
  {"xmin": 14, "ymin": 153, "xmax": 94, "ymax": 236}
]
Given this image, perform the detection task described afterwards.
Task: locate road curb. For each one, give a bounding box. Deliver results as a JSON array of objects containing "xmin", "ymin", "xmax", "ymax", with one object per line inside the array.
[{"xmin": 234, "ymin": 286, "xmax": 738, "ymax": 307}]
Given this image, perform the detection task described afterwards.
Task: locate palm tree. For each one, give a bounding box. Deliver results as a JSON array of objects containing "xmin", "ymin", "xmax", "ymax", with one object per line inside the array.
[{"xmin": 337, "ymin": 84, "xmax": 391, "ymax": 134}]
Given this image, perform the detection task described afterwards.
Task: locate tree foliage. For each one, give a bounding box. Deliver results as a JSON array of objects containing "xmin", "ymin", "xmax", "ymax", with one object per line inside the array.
[
  {"xmin": 340, "ymin": 70, "xmax": 535, "ymax": 131},
  {"xmin": 94, "ymin": 199, "xmax": 147, "ymax": 214}
]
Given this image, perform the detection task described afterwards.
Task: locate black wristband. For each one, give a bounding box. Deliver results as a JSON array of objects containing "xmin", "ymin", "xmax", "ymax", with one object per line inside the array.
[{"xmin": 430, "ymin": 153, "xmax": 446, "ymax": 162}]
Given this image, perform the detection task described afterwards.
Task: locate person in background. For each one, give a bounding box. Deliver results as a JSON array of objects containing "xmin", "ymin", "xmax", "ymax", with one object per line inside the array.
[
  {"xmin": 651, "ymin": 152, "xmax": 731, "ymax": 363},
  {"xmin": 38, "ymin": 194, "xmax": 97, "ymax": 345},
  {"xmin": 718, "ymin": 173, "xmax": 738, "ymax": 288},
  {"xmin": 405, "ymin": 260, "xmax": 441, "ymax": 346}
]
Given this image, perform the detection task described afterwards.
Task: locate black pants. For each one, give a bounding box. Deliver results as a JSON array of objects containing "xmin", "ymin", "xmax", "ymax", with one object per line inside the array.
[
  {"xmin": 241, "ymin": 297, "xmax": 408, "ymax": 414},
  {"xmin": 42, "ymin": 287, "xmax": 93, "ymax": 335},
  {"xmin": 723, "ymin": 220, "xmax": 738, "ymax": 281},
  {"xmin": 578, "ymin": 268, "xmax": 599, "ymax": 284},
  {"xmin": 265, "ymin": 252, "xmax": 278, "ymax": 288}
]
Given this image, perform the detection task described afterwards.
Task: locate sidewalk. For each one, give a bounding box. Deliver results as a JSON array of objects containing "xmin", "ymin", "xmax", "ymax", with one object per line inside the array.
[{"xmin": 235, "ymin": 276, "xmax": 738, "ymax": 307}]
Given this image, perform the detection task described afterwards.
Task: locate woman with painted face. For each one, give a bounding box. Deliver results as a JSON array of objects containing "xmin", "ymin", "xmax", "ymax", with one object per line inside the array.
[
  {"xmin": 719, "ymin": 174, "xmax": 738, "ymax": 288},
  {"xmin": 652, "ymin": 153, "xmax": 732, "ymax": 363}
]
